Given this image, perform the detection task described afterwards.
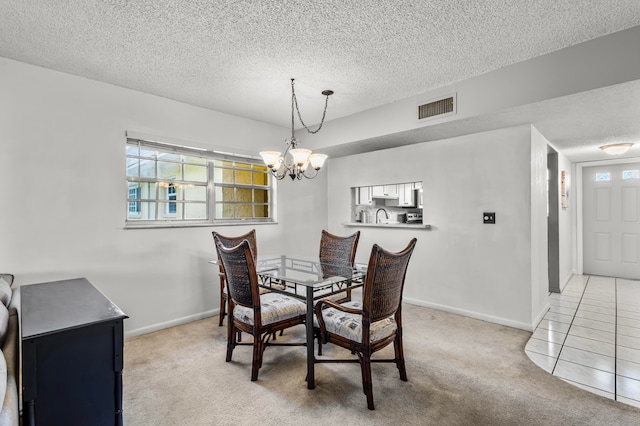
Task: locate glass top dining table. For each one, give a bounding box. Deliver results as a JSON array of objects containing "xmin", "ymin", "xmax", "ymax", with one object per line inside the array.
[
  {"xmin": 257, "ymin": 255, "xmax": 366, "ymax": 389},
  {"xmin": 211, "ymin": 255, "xmax": 366, "ymax": 389}
]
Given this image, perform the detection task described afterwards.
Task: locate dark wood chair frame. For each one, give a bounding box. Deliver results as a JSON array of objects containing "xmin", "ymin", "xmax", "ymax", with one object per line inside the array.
[
  {"xmin": 314, "ymin": 238, "xmax": 417, "ymax": 410},
  {"xmin": 212, "ymin": 229, "xmax": 257, "ymax": 327},
  {"xmin": 214, "ymin": 237, "xmax": 306, "ymax": 381},
  {"xmin": 318, "ymin": 230, "xmax": 361, "ymax": 303}
]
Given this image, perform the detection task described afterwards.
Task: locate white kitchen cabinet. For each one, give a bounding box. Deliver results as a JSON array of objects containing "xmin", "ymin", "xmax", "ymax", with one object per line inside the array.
[
  {"xmin": 372, "ymin": 185, "xmax": 398, "ymax": 197},
  {"xmin": 396, "ymin": 183, "xmax": 406, "ymax": 205},
  {"xmin": 397, "ymin": 183, "xmax": 415, "ymax": 207},
  {"xmin": 356, "ymin": 186, "xmax": 372, "ymax": 205},
  {"xmin": 383, "ymin": 185, "xmax": 398, "ymax": 197}
]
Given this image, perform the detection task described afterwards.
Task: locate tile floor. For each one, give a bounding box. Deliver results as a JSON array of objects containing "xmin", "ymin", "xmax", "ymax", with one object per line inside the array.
[{"xmin": 525, "ymin": 275, "xmax": 640, "ymax": 408}]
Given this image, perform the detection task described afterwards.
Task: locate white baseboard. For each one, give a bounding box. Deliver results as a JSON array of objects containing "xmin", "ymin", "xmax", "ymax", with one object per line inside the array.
[
  {"xmin": 532, "ymin": 301, "xmax": 550, "ymax": 330},
  {"xmin": 403, "ymin": 297, "xmax": 534, "ymax": 332},
  {"xmin": 559, "ymin": 272, "xmax": 574, "ymax": 292},
  {"xmin": 127, "ymin": 297, "xmax": 541, "ymax": 338},
  {"xmin": 125, "ymin": 309, "xmax": 218, "ymax": 339}
]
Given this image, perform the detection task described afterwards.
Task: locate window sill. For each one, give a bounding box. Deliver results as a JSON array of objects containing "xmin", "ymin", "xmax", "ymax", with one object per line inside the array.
[{"xmin": 124, "ymin": 221, "xmax": 277, "ymax": 229}]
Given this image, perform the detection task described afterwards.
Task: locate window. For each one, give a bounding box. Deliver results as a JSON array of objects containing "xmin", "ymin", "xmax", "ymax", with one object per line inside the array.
[
  {"xmin": 595, "ymin": 172, "xmax": 611, "ymax": 182},
  {"xmin": 167, "ymin": 183, "xmax": 177, "ymax": 214},
  {"xmin": 126, "ymin": 138, "xmax": 274, "ymax": 227},
  {"xmin": 128, "ymin": 187, "xmax": 140, "ymax": 214},
  {"xmin": 623, "ymin": 170, "xmax": 640, "ymax": 180},
  {"xmin": 213, "ymin": 159, "xmax": 271, "ymax": 220}
]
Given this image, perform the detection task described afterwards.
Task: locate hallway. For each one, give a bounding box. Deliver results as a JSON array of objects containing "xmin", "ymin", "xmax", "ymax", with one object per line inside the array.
[{"xmin": 525, "ymin": 275, "xmax": 640, "ymax": 407}]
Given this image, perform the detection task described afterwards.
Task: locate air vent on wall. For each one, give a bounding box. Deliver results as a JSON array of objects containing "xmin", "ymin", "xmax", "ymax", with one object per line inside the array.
[{"xmin": 417, "ymin": 93, "xmax": 456, "ymax": 121}]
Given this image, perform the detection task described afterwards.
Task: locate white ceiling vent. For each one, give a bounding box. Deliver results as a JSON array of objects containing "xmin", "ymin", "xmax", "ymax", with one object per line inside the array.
[{"xmin": 417, "ymin": 93, "xmax": 456, "ymax": 121}]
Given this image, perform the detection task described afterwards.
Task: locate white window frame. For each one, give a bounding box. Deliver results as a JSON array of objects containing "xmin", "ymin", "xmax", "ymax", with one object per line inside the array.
[
  {"xmin": 166, "ymin": 183, "xmax": 177, "ymax": 215},
  {"xmin": 128, "ymin": 187, "xmax": 140, "ymax": 215},
  {"xmin": 126, "ymin": 137, "xmax": 275, "ymax": 228}
]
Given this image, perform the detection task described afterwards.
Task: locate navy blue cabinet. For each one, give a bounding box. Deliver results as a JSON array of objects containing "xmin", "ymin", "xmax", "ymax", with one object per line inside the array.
[{"xmin": 21, "ymin": 278, "xmax": 128, "ymax": 426}]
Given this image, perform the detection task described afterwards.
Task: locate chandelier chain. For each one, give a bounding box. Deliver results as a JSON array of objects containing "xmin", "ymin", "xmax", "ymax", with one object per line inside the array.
[{"xmin": 291, "ymin": 79, "xmax": 330, "ymax": 135}]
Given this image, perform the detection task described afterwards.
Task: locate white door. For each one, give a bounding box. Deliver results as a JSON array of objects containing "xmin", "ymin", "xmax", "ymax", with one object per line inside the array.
[{"xmin": 583, "ymin": 163, "xmax": 640, "ymax": 279}]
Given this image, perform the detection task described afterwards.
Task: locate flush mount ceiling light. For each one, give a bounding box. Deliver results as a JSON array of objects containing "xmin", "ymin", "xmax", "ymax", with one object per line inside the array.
[
  {"xmin": 260, "ymin": 79, "xmax": 332, "ymax": 180},
  {"xmin": 600, "ymin": 143, "xmax": 634, "ymax": 155}
]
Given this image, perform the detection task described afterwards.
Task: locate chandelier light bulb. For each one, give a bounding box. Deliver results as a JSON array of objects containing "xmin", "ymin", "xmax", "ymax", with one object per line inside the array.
[
  {"xmin": 308, "ymin": 153, "xmax": 328, "ymax": 170},
  {"xmin": 289, "ymin": 148, "xmax": 312, "ymax": 166},
  {"xmin": 259, "ymin": 151, "xmax": 282, "ymax": 169}
]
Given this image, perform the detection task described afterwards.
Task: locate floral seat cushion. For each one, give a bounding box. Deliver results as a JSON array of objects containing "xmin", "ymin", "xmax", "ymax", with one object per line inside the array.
[
  {"xmin": 233, "ymin": 292, "xmax": 305, "ymax": 325},
  {"xmin": 315, "ymin": 301, "xmax": 397, "ymax": 343}
]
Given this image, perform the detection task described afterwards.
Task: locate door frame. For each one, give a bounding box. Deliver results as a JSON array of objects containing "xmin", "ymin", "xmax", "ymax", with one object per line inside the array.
[
  {"xmin": 576, "ymin": 157, "xmax": 640, "ymax": 275},
  {"xmin": 548, "ymin": 149, "xmax": 560, "ymax": 292}
]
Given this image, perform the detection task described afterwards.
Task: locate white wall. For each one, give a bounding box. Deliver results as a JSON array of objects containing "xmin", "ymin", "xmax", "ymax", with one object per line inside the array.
[
  {"xmin": 328, "ymin": 125, "xmax": 544, "ymax": 330},
  {"xmin": 0, "ymin": 57, "xmax": 328, "ymax": 336},
  {"xmin": 557, "ymin": 150, "xmax": 575, "ymax": 289},
  {"xmin": 272, "ymin": 170, "xmax": 329, "ymax": 256}
]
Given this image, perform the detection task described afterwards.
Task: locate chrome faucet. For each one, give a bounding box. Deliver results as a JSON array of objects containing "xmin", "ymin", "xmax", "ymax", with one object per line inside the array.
[{"xmin": 375, "ymin": 208, "xmax": 389, "ymax": 223}]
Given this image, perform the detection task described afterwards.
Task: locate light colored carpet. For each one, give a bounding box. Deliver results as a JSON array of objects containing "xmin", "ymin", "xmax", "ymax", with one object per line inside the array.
[{"xmin": 123, "ymin": 304, "xmax": 640, "ymax": 425}]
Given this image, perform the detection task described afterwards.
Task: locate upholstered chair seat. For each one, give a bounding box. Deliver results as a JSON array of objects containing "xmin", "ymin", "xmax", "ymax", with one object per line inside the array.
[
  {"xmin": 233, "ymin": 293, "xmax": 305, "ymax": 326},
  {"xmin": 313, "ymin": 300, "xmax": 397, "ymax": 343}
]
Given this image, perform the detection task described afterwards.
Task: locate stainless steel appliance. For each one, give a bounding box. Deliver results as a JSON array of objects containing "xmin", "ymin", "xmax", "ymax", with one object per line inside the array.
[{"xmin": 406, "ymin": 212, "xmax": 423, "ymax": 223}]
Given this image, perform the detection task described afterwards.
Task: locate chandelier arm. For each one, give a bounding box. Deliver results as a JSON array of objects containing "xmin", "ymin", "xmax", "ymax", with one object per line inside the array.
[
  {"xmin": 300, "ymin": 167, "xmax": 320, "ymax": 179},
  {"xmin": 270, "ymin": 166, "xmax": 288, "ymax": 180},
  {"xmin": 268, "ymin": 169, "xmax": 281, "ymax": 180},
  {"xmin": 267, "ymin": 162, "xmax": 318, "ymax": 180},
  {"xmin": 282, "ymin": 139, "xmax": 295, "ymax": 168}
]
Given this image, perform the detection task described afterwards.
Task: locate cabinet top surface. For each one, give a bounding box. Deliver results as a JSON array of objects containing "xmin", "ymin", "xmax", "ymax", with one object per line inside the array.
[{"xmin": 21, "ymin": 277, "xmax": 128, "ymax": 339}]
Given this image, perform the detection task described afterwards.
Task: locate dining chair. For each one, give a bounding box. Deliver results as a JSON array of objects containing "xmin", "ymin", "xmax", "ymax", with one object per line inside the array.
[
  {"xmin": 212, "ymin": 229, "xmax": 258, "ymax": 327},
  {"xmin": 214, "ymin": 237, "xmax": 307, "ymax": 381},
  {"xmin": 314, "ymin": 238, "xmax": 417, "ymax": 410},
  {"xmin": 318, "ymin": 230, "xmax": 360, "ymax": 303}
]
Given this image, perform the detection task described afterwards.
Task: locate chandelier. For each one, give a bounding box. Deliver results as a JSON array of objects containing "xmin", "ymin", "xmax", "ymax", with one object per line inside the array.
[{"xmin": 260, "ymin": 79, "xmax": 332, "ymax": 180}]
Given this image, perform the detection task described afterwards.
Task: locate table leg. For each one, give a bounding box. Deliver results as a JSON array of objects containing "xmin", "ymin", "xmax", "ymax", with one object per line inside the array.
[{"xmin": 306, "ymin": 285, "xmax": 315, "ymax": 389}]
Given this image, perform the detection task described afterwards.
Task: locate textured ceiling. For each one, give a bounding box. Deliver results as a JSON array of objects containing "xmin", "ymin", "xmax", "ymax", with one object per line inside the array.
[{"xmin": 2, "ymin": 1, "xmax": 640, "ymax": 161}]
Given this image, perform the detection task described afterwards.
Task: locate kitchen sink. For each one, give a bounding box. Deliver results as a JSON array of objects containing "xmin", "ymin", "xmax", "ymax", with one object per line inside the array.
[{"xmin": 378, "ymin": 219, "xmax": 400, "ymax": 225}]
